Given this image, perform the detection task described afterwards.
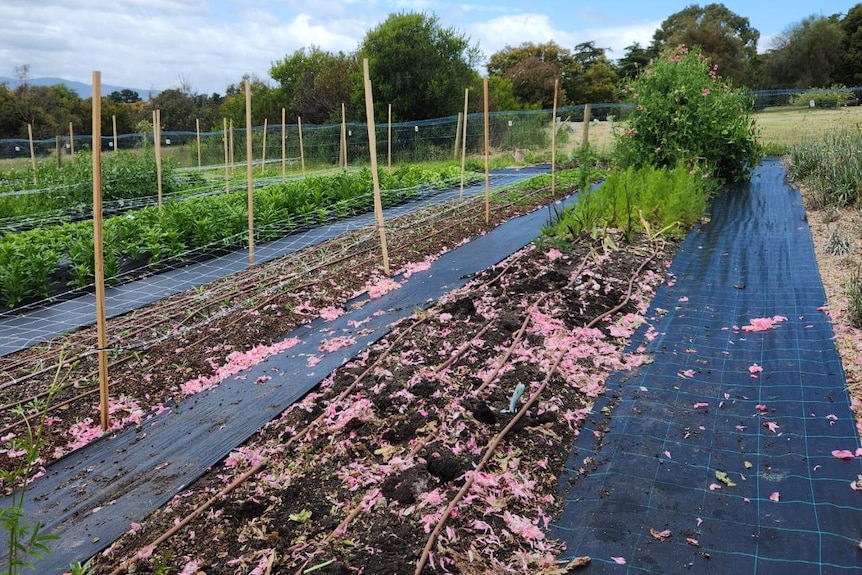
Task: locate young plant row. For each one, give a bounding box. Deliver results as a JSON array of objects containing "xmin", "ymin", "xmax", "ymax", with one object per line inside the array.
[
  {"xmin": 0, "ymin": 164, "xmax": 478, "ymax": 309},
  {"xmin": 545, "ymin": 162, "xmax": 715, "ymax": 242}
]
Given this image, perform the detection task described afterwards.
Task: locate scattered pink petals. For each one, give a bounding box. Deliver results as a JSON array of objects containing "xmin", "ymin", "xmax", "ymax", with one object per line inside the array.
[
  {"xmin": 755, "ymin": 404, "xmax": 768, "ymax": 412},
  {"xmin": 769, "ymin": 491, "xmax": 780, "ymax": 502},
  {"xmin": 546, "ymin": 247, "xmax": 564, "ymax": 261},
  {"xmin": 741, "ymin": 315, "xmax": 787, "ymax": 332},
  {"xmin": 749, "ymin": 364, "xmax": 763, "ymax": 377},
  {"xmin": 678, "ymin": 369, "xmax": 696, "ymax": 379},
  {"xmin": 832, "ymin": 449, "xmax": 856, "ymax": 460},
  {"xmin": 650, "ymin": 528, "xmax": 672, "ymax": 541},
  {"xmin": 611, "ymin": 557, "xmax": 627, "ymax": 565}
]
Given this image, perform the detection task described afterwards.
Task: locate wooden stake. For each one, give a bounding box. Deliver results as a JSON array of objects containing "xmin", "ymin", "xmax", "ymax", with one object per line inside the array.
[
  {"xmin": 454, "ymin": 112, "xmax": 462, "ymax": 161},
  {"xmin": 245, "ymin": 79, "xmax": 255, "ymax": 265},
  {"xmin": 27, "ymin": 123, "xmax": 36, "ymax": 186},
  {"xmin": 69, "ymin": 121, "xmax": 75, "ymax": 158},
  {"xmin": 55, "ymin": 135, "xmax": 62, "ymax": 168},
  {"xmin": 91, "ymin": 71, "xmax": 110, "ymax": 432},
  {"xmin": 281, "ymin": 108, "xmax": 286, "ymax": 183},
  {"xmin": 341, "ymin": 103, "xmax": 347, "ymax": 168},
  {"xmin": 460, "ymin": 88, "xmax": 468, "ymax": 199},
  {"xmin": 387, "ymin": 103, "xmax": 392, "ymax": 172},
  {"xmin": 551, "ymin": 78, "xmax": 559, "ymax": 196},
  {"xmin": 362, "ymin": 58, "xmax": 390, "ymax": 276},
  {"xmin": 229, "ymin": 119, "xmax": 235, "ymax": 175},
  {"xmin": 223, "ymin": 118, "xmax": 229, "ymax": 194},
  {"xmin": 483, "ymin": 77, "xmax": 490, "ymax": 224},
  {"xmin": 112, "ymin": 114, "xmax": 118, "ymax": 153},
  {"xmin": 581, "ymin": 103, "xmax": 592, "ymax": 150},
  {"xmin": 154, "ymin": 109, "xmax": 163, "ymax": 211},
  {"xmin": 298, "ymin": 116, "xmax": 305, "ymax": 175},
  {"xmin": 261, "ymin": 118, "xmax": 268, "ymax": 175},
  {"xmin": 196, "ymin": 118, "xmax": 202, "ymax": 169}
]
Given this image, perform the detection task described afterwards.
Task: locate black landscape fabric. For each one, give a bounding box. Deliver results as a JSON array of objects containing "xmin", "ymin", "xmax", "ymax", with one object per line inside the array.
[
  {"xmin": 551, "ymin": 157, "xmax": 862, "ymax": 574},
  {"xmin": 0, "ymin": 190, "xmax": 576, "ymax": 574}
]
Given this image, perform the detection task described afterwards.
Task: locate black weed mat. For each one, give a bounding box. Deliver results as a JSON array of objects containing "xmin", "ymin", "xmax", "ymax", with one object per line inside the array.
[
  {"xmin": 551, "ymin": 157, "xmax": 862, "ymax": 574},
  {"xmin": 0, "ymin": 192, "xmax": 575, "ymax": 574}
]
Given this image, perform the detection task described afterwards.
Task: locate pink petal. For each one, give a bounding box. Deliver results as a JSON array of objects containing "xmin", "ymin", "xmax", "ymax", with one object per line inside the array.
[
  {"xmin": 693, "ymin": 402, "xmax": 709, "ymax": 409},
  {"xmin": 611, "ymin": 557, "xmax": 627, "ymax": 565},
  {"xmin": 709, "ymin": 483, "xmax": 722, "ymax": 491},
  {"xmin": 749, "ymin": 364, "xmax": 763, "ymax": 374},
  {"xmin": 832, "ymin": 449, "xmax": 856, "ymax": 460},
  {"xmin": 755, "ymin": 404, "xmax": 768, "ymax": 412},
  {"xmin": 769, "ymin": 491, "xmax": 780, "ymax": 502},
  {"xmin": 663, "ymin": 450, "xmax": 672, "ymax": 459}
]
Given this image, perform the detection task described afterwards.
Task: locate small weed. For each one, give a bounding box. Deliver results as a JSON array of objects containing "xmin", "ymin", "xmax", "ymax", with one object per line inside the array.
[{"xmin": 825, "ymin": 224, "xmax": 853, "ymax": 256}]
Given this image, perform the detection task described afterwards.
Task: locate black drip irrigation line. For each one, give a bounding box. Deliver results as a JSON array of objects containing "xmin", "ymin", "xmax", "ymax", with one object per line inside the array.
[
  {"xmin": 0, "ymin": 166, "xmax": 549, "ymax": 358},
  {"xmin": 0, "ymin": 189, "xmax": 578, "ymax": 574},
  {"xmin": 551, "ymin": 157, "xmax": 862, "ymax": 574}
]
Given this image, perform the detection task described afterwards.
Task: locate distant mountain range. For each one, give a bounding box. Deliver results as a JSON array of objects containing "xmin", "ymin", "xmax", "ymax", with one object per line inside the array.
[{"xmin": 0, "ymin": 77, "xmax": 158, "ymax": 99}]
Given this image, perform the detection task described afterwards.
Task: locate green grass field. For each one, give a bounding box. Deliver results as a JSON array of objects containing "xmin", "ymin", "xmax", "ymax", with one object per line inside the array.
[{"xmin": 755, "ymin": 105, "xmax": 862, "ymax": 148}]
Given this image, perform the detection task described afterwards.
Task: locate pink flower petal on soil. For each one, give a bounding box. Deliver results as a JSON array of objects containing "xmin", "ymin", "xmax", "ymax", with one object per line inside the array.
[
  {"xmin": 693, "ymin": 402, "xmax": 709, "ymax": 409},
  {"xmin": 611, "ymin": 557, "xmax": 627, "ymax": 565},
  {"xmin": 832, "ymin": 449, "xmax": 856, "ymax": 460},
  {"xmin": 769, "ymin": 491, "xmax": 780, "ymax": 502},
  {"xmin": 708, "ymin": 483, "xmax": 722, "ymax": 491}
]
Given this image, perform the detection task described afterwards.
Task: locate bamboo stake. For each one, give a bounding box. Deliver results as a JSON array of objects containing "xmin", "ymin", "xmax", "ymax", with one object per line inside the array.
[
  {"xmin": 551, "ymin": 78, "xmax": 559, "ymax": 197},
  {"xmin": 229, "ymin": 118, "xmax": 235, "ymax": 175},
  {"xmin": 460, "ymin": 88, "xmax": 468, "ymax": 199},
  {"xmin": 112, "ymin": 114, "xmax": 118, "ymax": 152},
  {"xmin": 91, "ymin": 71, "xmax": 110, "ymax": 432},
  {"xmin": 340, "ymin": 102, "xmax": 347, "ymax": 168},
  {"xmin": 298, "ymin": 116, "xmax": 305, "ymax": 175},
  {"xmin": 581, "ymin": 102, "xmax": 592, "ymax": 150},
  {"xmin": 154, "ymin": 109, "xmax": 163, "ymax": 211},
  {"xmin": 27, "ymin": 124, "xmax": 36, "ymax": 186},
  {"xmin": 281, "ymin": 108, "xmax": 286, "ymax": 183},
  {"xmin": 453, "ymin": 111, "xmax": 462, "ymax": 161},
  {"xmin": 196, "ymin": 118, "xmax": 201, "ymax": 169},
  {"xmin": 69, "ymin": 121, "xmax": 74, "ymax": 158},
  {"xmin": 483, "ymin": 77, "xmax": 490, "ymax": 224},
  {"xmin": 223, "ymin": 118, "xmax": 229, "ymax": 194},
  {"xmin": 55, "ymin": 135, "xmax": 61, "ymax": 168},
  {"xmin": 387, "ymin": 103, "xmax": 392, "ymax": 172},
  {"xmin": 245, "ymin": 80, "xmax": 255, "ymax": 265},
  {"xmin": 362, "ymin": 58, "xmax": 390, "ymax": 276},
  {"xmin": 261, "ymin": 118, "xmax": 268, "ymax": 175}
]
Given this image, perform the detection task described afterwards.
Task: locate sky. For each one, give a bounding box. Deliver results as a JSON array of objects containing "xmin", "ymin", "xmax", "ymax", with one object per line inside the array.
[{"xmin": 0, "ymin": 0, "xmax": 855, "ymax": 96}]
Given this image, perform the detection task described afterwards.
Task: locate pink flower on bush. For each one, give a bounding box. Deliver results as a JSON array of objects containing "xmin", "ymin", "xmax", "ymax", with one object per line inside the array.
[{"xmin": 702, "ymin": 88, "xmax": 711, "ymax": 97}]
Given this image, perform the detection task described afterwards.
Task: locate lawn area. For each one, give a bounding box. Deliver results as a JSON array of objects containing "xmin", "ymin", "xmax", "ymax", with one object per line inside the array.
[{"xmin": 755, "ymin": 105, "xmax": 862, "ymax": 148}]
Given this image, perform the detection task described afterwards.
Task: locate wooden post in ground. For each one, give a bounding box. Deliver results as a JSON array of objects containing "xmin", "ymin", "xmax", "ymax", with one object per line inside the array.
[
  {"xmin": 460, "ymin": 88, "xmax": 468, "ymax": 199},
  {"xmin": 581, "ymin": 103, "xmax": 592, "ymax": 150},
  {"xmin": 281, "ymin": 108, "xmax": 286, "ymax": 183},
  {"xmin": 551, "ymin": 79, "xmax": 559, "ymax": 196},
  {"xmin": 69, "ymin": 121, "xmax": 75, "ymax": 158},
  {"xmin": 245, "ymin": 80, "xmax": 255, "ymax": 265},
  {"xmin": 196, "ymin": 118, "xmax": 202, "ymax": 169},
  {"xmin": 56, "ymin": 135, "xmax": 62, "ymax": 168},
  {"xmin": 27, "ymin": 124, "xmax": 36, "ymax": 186},
  {"xmin": 229, "ymin": 119, "xmax": 235, "ymax": 175},
  {"xmin": 112, "ymin": 115, "xmax": 118, "ymax": 153},
  {"xmin": 362, "ymin": 58, "xmax": 390, "ymax": 276},
  {"xmin": 223, "ymin": 118, "xmax": 229, "ymax": 194},
  {"xmin": 91, "ymin": 71, "xmax": 110, "ymax": 432},
  {"xmin": 261, "ymin": 118, "xmax": 268, "ymax": 174},
  {"xmin": 154, "ymin": 109, "xmax": 163, "ymax": 211},
  {"xmin": 340, "ymin": 103, "xmax": 347, "ymax": 168},
  {"xmin": 483, "ymin": 77, "xmax": 490, "ymax": 224},
  {"xmin": 453, "ymin": 112, "xmax": 462, "ymax": 161},
  {"xmin": 298, "ymin": 116, "xmax": 306, "ymax": 174},
  {"xmin": 387, "ymin": 103, "xmax": 392, "ymax": 172}
]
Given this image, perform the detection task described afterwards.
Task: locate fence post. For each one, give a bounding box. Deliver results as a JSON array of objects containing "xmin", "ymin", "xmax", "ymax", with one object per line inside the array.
[{"xmin": 581, "ymin": 103, "xmax": 592, "ymax": 150}]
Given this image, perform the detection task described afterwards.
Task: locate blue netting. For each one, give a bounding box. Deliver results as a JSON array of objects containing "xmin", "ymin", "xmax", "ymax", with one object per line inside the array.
[{"xmin": 551, "ymin": 157, "xmax": 862, "ymax": 574}]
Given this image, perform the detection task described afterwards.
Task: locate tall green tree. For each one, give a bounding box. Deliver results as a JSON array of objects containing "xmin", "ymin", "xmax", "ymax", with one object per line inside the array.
[
  {"xmin": 616, "ymin": 43, "xmax": 655, "ymax": 80},
  {"xmin": 837, "ymin": 4, "xmax": 862, "ymax": 86},
  {"xmin": 762, "ymin": 15, "xmax": 844, "ymax": 88},
  {"xmin": 650, "ymin": 3, "xmax": 759, "ymax": 86},
  {"xmin": 270, "ymin": 47, "xmax": 359, "ymax": 124},
  {"xmin": 487, "ymin": 41, "xmax": 581, "ymax": 107},
  {"xmin": 359, "ymin": 12, "xmax": 482, "ymax": 121}
]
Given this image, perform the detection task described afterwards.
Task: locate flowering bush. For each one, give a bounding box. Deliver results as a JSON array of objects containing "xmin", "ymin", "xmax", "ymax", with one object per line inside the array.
[{"xmin": 615, "ymin": 44, "xmax": 761, "ymax": 182}]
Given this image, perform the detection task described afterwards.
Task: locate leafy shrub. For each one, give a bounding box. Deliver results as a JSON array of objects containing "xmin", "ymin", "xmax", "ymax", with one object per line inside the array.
[
  {"xmin": 615, "ymin": 45, "xmax": 761, "ymax": 182},
  {"xmin": 790, "ymin": 87, "xmax": 857, "ymax": 108}
]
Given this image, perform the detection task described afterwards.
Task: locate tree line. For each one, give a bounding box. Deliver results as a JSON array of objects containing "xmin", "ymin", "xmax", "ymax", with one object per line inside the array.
[{"xmin": 3, "ymin": 2, "xmax": 862, "ymax": 141}]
